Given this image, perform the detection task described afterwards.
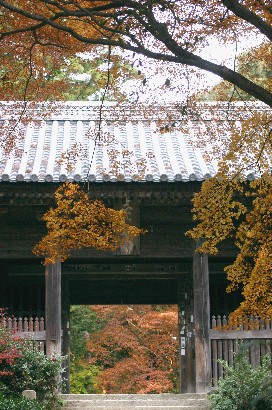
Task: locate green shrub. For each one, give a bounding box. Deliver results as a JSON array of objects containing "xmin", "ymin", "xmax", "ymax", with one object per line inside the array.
[
  {"xmin": 0, "ymin": 382, "xmax": 45, "ymax": 409},
  {"xmin": 0, "ymin": 391, "xmax": 46, "ymax": 410},
  {"xmin": 70, "ymin": 361, "xmax": 102, "ymax": 394},
  {"xmin": 0, "ymin": 322, "xmax": 64, "ymax": 409},
  {"xmin": 6, "ymin": 340, "xmax": 64, "ymax": 408},
  {"xmin": 210, "ymin": 345, "xmax": 272, "ymax": 410}
]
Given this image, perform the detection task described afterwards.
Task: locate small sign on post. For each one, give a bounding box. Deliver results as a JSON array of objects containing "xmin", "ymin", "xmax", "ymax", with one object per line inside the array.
[{"xmin": 180, "ymin": 336, "xmax": 186, "ymax": 355}]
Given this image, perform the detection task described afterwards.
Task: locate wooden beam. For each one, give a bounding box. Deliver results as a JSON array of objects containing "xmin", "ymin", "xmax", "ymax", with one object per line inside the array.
[
  {"xmin": 210, "ymin": 329, "xmax": 272, "ymax": 339},
  {"xmin": 17, "ymin": 331, "xmax": 46, "ymax": 340},
  {"xmin": 45, "ymin": 261, "xmax": 61, "ymax": 357},
  {"xmin": 193, "ymin": 252, "xmax": 211, "ymax": 393}
]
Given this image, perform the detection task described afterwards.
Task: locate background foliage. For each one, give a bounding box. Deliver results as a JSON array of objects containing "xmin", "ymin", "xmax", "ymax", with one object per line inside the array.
[
  {"xmin": 70, "ymin": 305, "xmax": 179, "ymax": 394},
  {"xmin": 70, "ymin": 306, "xmax": 102, "ymax": 394}
]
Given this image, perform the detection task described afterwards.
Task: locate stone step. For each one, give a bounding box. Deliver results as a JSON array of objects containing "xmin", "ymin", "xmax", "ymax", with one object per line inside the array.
[{"xmin": 60, "ymin": 394, "xmax": 210, "ymax": 410}]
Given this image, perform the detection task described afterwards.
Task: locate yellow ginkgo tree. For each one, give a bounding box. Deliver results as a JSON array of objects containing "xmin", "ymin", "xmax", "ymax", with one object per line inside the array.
[
  {"xmin": 187, "ymin": 82, "xmax": 272, "ymax": 322},
  {"xmin": 33, "ymin": 182, "xmax": 144, "ymax": 265},
  {"xmin": 188, "ymin": 171, "xmax": 272, "ymax": 321}
]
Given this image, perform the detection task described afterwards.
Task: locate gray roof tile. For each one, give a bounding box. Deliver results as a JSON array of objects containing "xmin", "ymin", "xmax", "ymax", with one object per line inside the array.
[{"xmin": 0, "ymin": 102, "xmax": 218, "ymax": 183}]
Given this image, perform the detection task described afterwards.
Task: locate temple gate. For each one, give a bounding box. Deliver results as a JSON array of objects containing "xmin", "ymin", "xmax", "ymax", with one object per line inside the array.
[{"xmin": 0, "ymin": 102, "xmax": 266, "ymax": 393}]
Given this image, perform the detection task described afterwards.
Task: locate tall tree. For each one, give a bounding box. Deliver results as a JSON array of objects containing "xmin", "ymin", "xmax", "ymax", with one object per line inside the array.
[
  {"xmin": 0, "ymin": 0, "xmax": 271, "ymax": 105},
  {"xmin": 188, "ymin": 172, "xmax": 272, "ymax": 321}
]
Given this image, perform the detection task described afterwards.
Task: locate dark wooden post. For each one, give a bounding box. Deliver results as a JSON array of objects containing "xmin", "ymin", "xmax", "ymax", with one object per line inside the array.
[
  {"xmin": 45, "ymin": 261, "xmax": 61, "ymax": 357},
  {"xmin": 178, "ymin": 275, "xmax": 196, "ymax": 393},
  {"xmin": 62, "ymin": 279, "xmax": 70, "ymax": 393},
  {"xmin": 193, "ymin": 251, "xmax": 211, "ymax": 393}
]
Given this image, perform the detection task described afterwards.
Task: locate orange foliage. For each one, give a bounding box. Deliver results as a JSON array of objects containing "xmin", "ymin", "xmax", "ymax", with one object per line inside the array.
[
  {"xmin": 86, "ymin": 305, "xmax": 179, "ymax": 393},
  {"xmin": 0, "ymin": 1, "xmax": 271, "ymax": 105},
  {"xmin": 33, "ymin": 182, "xmax": 144, "ymax": 264}
]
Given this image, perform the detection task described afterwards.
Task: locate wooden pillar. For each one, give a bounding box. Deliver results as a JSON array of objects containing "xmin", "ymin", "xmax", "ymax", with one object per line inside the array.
[
  {"xmin": 62, "ymin": 279, "xmax": 70, "ymax": 393},
  {"xmin": 178, "ymin": 275, "xmax": 196, "ymax": 393},
  {"xmin": 193, "ymin": 251, "xmax": 211, "ymax": 393},
  {"xmin": 45, "ymin": 261, "xmax": 61, "ymax": 357}
]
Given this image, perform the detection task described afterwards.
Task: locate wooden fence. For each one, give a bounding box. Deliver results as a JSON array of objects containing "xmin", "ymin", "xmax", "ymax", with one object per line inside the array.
[
  {"xmin": 2, "ymin": 314, "xmax": 272, "ymax": 388},
  {"xmin": 210, "ymin": 315, "xmax": 272, "ymax": 387},
  {"xmin": 1, "ymin": 316, "xmax": 46, "ymax": 352}
]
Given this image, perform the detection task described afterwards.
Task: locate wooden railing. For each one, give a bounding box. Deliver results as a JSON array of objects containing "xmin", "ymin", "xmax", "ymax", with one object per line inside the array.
[
  {"xmin": 210, "ymin": 315, "xmax": 272, "ymax": 387},
  {"xmin": 2, "ymin": 314, "xmax": 272, "ymax": 388},
  {"xmin": 1, "ymin": 316, "xmax": 46, "ymax": 351}
]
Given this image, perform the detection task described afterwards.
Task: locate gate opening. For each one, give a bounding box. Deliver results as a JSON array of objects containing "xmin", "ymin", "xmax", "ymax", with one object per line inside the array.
[{"xmin": 70, "ymin": 304, "xmax": 179, "ymax": 394}]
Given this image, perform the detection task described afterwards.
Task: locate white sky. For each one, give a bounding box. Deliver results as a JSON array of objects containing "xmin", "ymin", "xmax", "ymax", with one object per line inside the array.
[
  {"xmin": 128, "ymin": 34, "xmax": 265, "ymax": 103},
  {"xmin": 198, "ymin": 35, "xmax": 263, "ymax": 84},
  {"xmin": 82, "ymin": 33, "xmax": 265, "ymax": 103}
]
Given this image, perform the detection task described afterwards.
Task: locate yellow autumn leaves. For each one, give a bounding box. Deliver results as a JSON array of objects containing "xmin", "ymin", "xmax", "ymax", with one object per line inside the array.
[
  {"xmin": 188, "ymin": 172, "xmax": 272, "ymax": 320},
  {"xmin": 188, "ymin": 177, "xmax": 247, "ymax": 255},
  {"xmin": 226, "ymin": 175, "xmax": 272, "ymax": 319},
  {"xmin": 33, "ymin": 183, "xmax": 144, "ymax": 264}
]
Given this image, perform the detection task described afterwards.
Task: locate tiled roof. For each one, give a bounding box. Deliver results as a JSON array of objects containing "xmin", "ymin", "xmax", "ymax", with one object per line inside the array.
[{"xmin": 0, "ymin": 102, "xmax": 217, "ymax": 183}]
